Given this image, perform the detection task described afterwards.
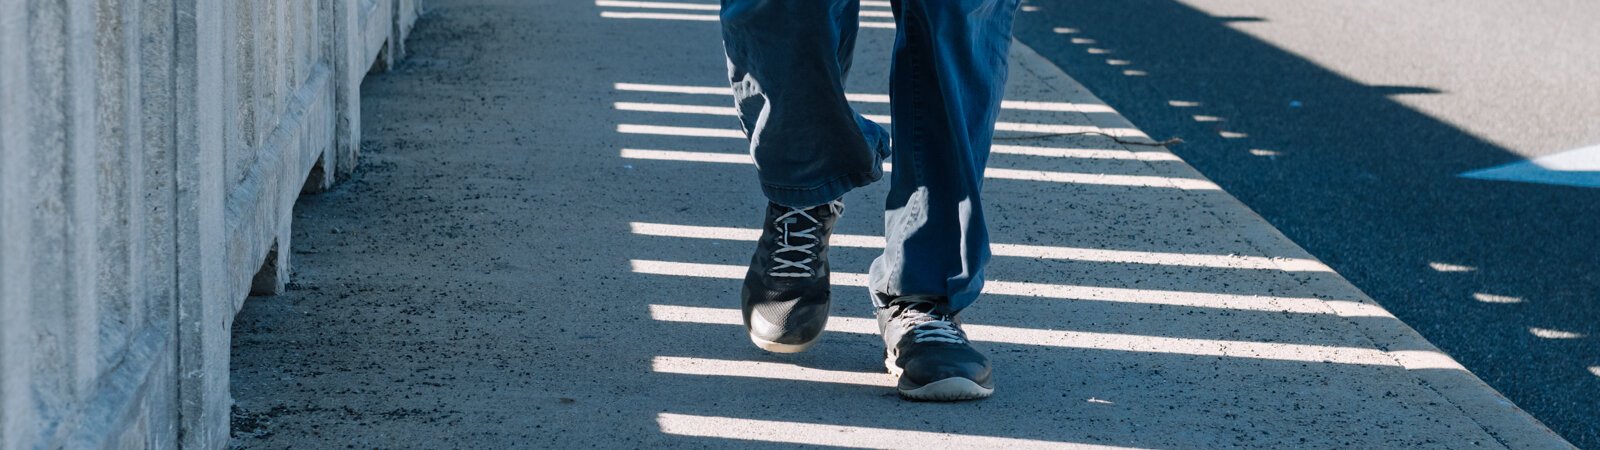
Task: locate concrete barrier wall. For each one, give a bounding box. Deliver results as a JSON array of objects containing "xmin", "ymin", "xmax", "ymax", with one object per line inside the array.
[{"xmin": 0, "ymin": 1, "xmax": 422, "ymax": 448}]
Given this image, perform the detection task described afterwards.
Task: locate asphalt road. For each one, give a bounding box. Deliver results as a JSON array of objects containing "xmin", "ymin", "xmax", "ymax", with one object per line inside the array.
[
  {"xmin": 1012, "ymin": 0, "xmax": 1600, "ymax": 447},
  {"xmin": 231, "ymin": 1, "xmax": 1571, "ymax": 447}
]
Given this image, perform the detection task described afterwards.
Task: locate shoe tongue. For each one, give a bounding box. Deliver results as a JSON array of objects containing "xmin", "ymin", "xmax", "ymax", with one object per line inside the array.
[{"xmin": 889, "ymin": 299, "xmax": 940, "ymax": 319}]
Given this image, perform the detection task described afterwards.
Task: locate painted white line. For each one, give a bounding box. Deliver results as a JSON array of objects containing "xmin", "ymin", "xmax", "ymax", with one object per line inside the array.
[
  {"xmin": 630, "ymin": 260, "xmax": 1381, "ymax": 317},
  {"xmin": 657, "ymin": 413, "xmax": 1145, "ymax": 449},
  {"xmin": 646, "ymin": 304, "xmax": 1404, "ymax": 366},
  {"xmin": 627, "ymin": 222, "xmax": 1332, "ymax": 272},
  {"xmin": 1460, "ymin": 144, "xmax": 1600, "ymax": 188}
]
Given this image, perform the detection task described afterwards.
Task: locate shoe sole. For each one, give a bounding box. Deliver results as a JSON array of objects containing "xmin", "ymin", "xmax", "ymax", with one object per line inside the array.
[
  {"xmin": 885, "ymin": 354, "xmax": 994, "ymax": 401},
  {"xmin": 746, "ymin": 307, "xmax": 825, "ymax": 353},
  {"xmin": 898, "ymin": 377, "xmax": 994, "ymax": 401},
  {"xmin": 749, "ymin": 333, "xmax": 818, "ymax": 354}
]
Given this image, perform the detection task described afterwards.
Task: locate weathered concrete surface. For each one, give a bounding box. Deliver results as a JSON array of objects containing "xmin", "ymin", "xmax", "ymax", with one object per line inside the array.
[
  {"xmin": 0, "ymin": 1, "xmax": 419, "ymax": 448},
  {"xmin": 229, "ymin": 0, "xmax": 1571, "ymax": 448}
]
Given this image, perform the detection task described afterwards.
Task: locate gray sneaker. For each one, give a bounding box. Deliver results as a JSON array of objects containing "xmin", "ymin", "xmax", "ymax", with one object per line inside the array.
[
  {"xmin": 740, "ymin": 200, "xmax": 844, "ymax": 353},
  {"xmin": 876, "ymin": 295, "xmax": 994, "ymax": 401}
]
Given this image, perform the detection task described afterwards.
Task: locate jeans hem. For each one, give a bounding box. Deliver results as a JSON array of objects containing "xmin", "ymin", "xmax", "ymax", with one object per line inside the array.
[
  {"xmin": 866, "ymin": 283, "xmax": 982, "ymax": 314},
  {"xmin": 760, "ymin": 167, "xmax": 883, "ymax": 208}
]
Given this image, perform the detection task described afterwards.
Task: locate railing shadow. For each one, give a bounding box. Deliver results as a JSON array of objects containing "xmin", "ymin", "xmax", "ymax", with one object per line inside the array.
[
  {"xmin": 1010, "ymin": 0, "xmax": 1598, "ymax": 446},
  {"xmin": 593, "ymin": 1, "xmax": 1512, "ymax": 445}
]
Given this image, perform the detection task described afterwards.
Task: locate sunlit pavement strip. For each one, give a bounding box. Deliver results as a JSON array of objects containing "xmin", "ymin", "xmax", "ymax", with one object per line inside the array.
[
  {"xmin": 657, "ymin": 413, "xmax": 1145, "ymax": 449},
  {"xmin": 1460, "ymin": 143, "xmax": 1600, "ymax": 188},
  {"xmin": 629, "ymin": 257, "xmax": 1385, "ymax": 317},
  {"xmin": 648, "ymin": 303, "xmax": 1407, "ymax": 366},
  {"xmin": 617, "ymin": 147, "xmax": 1219, "ymax": 190},
  {"xmin": 988, "ymin": 144, "xmax": 1182, "ymax": 161},
  {"xmin": 616, "ymin": 102, "xmax": 1134, "ymax": 135},
  {"xmin": 612, "ymin": 83, "xmax": 1117, "ymax": 113},
  {"xmin": 650, "ymin": 303, "xmax": 1467, "ymax": 373},
  {"xmin": 597, "ymin": 3, "xmax": 897, "ymax": 29},
  {"xmin": 615, "ymin": 118, "xmax": 1144, "ymax": 140},
  {"xmin": 627, "ymin": 222, "xmax": 1333, "ymax": 272},
  {"xmin": 652, "ymin": 356, "xmax": 893, "ymax": 387}
]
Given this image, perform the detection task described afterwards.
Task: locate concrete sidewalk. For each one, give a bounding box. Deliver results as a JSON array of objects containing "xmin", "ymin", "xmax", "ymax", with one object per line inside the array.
[{"xmin": 229, "ymin": 0, "xmax": 1572, "ymax": 448}]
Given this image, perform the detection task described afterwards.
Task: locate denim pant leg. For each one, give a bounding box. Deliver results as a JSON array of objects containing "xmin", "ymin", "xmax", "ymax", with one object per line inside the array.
[
  {"xmin": 721, "ymin": 0, "xmax": 892, "ymax": 208},
  {"xmin": 869, "ymin": 0, "xmax": 1020, "ymax": 313}
]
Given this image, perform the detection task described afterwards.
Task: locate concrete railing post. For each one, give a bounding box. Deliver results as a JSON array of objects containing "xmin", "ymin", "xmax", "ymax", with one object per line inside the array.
[
  {"xmin": 172, "ymin": 0, "xmax": 230, "ymax": 446},
  {"xmin": 0, "ymin": 1, "xmax": 420, "ymax": 447}
]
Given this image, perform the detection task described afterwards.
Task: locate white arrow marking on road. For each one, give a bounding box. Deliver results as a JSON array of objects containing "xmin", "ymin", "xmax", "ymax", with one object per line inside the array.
[{"xmin": 1459, "ymin": 144, "xmax": 1600, "ymax": 188}]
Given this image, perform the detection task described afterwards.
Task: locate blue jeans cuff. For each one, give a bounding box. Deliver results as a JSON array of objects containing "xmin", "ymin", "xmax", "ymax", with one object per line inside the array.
[{"xmin": 760, "ymin": 166, "xmax": 883, "ymax": 208}]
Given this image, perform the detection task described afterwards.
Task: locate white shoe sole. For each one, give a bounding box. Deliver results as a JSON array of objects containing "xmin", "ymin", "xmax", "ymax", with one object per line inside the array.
[
  {"xmin": 749, "ymin": 334, "xmax": 817, "ymax": 353},
  {"xmin": 747, "ymin": 309, "xmax": 824, "ymax": 353},
  {"xmin": 886, "ymin": 354, "xmax": 994, "ymax": 401},
  {"xmin": 898, "ymin": 377, "xmax": 994, "ymax": 401}
]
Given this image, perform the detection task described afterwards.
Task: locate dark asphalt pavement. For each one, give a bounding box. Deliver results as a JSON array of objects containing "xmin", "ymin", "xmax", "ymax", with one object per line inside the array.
[{"xmin": 1013, "ymin": 0, "xmax": 1599, "ymax": 447}]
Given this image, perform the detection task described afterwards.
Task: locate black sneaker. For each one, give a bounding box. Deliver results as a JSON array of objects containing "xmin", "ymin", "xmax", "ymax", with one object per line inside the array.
[
  {"xmin": 740, "ymin": 200, "xmax": 844, "ymax": 353},
  {"xmin": 876, "ymin": 295, "xmax": 994, "ymax": 401}
]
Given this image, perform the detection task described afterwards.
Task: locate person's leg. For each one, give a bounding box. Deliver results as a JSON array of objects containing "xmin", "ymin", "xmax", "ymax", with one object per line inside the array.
[
  {"xmin": 721, "ymin": 0, "xmax": 890, "ymax": 208},
  {"xmin": 870, "ymin": 0, "xmax": 1020, "ymax": 401},
  {"xmin": 722, "ymin": 0, "xmax": 887, "ymax": 353},
  {"xmin": 869, "ymin": 0, "xmax": 1019, "ymax": 313}
]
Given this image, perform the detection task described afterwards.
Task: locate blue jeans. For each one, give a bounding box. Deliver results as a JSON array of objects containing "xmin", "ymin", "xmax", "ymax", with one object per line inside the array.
[{"xmin": 721, "ymin": 0, "xmax": 1019, "ymax": 312}]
